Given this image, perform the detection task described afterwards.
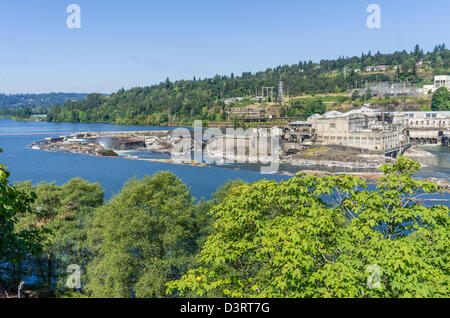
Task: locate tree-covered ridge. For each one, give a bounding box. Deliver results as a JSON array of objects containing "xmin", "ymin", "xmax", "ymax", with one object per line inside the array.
[
  {"xmin": 43, "ymin": 45, "xmax": 449, "ymax": 125},
  {"xmin": 0, "ymin": 93, "xmax": 89, "ymax": 109}
]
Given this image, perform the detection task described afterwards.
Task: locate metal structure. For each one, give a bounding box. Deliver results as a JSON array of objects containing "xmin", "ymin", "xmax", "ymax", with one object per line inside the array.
[
  {"xmin": 262, "ymin": 87, "xmax": 274, "ymax": 104},
  {"xmin": 277, "ymin": 81, "xmax": 284, "ymax": 104},
  {"xmin": 355, "ymin": 81, "xmax": 424, "ymax": 97}
]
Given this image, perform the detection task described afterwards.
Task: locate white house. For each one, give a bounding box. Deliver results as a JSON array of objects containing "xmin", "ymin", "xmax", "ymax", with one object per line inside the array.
[{"xmin": 423, "ymin": 75, "xmax": 450, "ymax": 93}]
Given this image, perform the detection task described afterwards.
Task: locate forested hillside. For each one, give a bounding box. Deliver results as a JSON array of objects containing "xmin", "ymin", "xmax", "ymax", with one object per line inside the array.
[
  {"xmin": 0, "ymin": 93, "xmax": 89, "ymax": 109},
  {"xmin": 13, "ymin": 45, "xmax": 450, "ymax": 125}
]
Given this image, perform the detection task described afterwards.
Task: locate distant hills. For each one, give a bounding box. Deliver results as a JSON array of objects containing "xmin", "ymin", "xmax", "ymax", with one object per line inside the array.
[
  {"xmin": 0, "ymin": 92, "xmax": 89, "ymax": 109},
  {"xmin": 43, "ymin": 44, "xmax": 449, "ymax": 126},
  {"xmin": 3, "ymin": 44, "xmax": 449, "ymax": 125}
]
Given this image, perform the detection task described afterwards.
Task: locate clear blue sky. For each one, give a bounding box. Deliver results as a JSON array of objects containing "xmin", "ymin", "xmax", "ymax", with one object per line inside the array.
[{"xmin": 0, "ymin": 0, "xmax": 448, "ymax": 94}]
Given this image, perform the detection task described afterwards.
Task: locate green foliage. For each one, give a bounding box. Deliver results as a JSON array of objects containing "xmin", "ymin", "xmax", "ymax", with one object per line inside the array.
[
  {"xmin": 3, "ymin": 142, "xmax": 449, "ymax": 298},
  {"xmin": 166, "ymin": 174, "xmax": 364, "ymax": 297},
  {"xmin": 0, "ymin": 93, "xmax": 88, "ymax": 110},
  {"xmin": 322, "ymin": 157, "xmax": 449, "ymax": 297},
  {"xmin": 85, "ymin": 171, "xmax": 205, "ymax": 298},
  {"xmin": 3, "ymin": 166, "xmax": 247, "ymax": 297},
  {"xmin": 167, "ymin": 157, "xmax": 449, "ymax": 298},
  {"xmin": 0, "ymin": 149, "xmax": 44, "ymax": 286},
  {"xmin": 14, "ymin": 178, "xmax": 104, "ymax": 292},
  {"xmin": 210, "ymin": 179, "xmax": 247, "ymax": 205},
  {"xmin": 431, "ymin": 87, "xmax": 450, "ymax": 111},
  {"xmin": 303, "ymin": 99, "xmax": 326, "ymax": 119},
  {"xmin": 288, "ymin": 98, "xmax": 326, "ymax": 119},
  {"xmin": 401, "ymin": 57, "xmax": 416, "ymax": 73}
]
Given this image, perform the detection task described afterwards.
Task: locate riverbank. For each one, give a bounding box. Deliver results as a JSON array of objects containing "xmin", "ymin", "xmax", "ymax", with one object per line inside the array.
[
  {"xmin": 403, "ymin": 146, "xmax": 435, "ymax": 159},
  {"xmin": 26, "ymin": 127, "xmax": 450, "ymax": 196},
  {"xmin": 1, "ymin": 115, "xmax": 289, "ymax": 129},
  {"xmin": 30, "ymin": 138, "xmax": 450, "ymax": 193},
  {"xmin": 283, "ymin": 148, "xmax": 395, "ymax": 169},
  {"xmin": 30, "ymin": 130, "xmax": 409, "ymax": 172}
]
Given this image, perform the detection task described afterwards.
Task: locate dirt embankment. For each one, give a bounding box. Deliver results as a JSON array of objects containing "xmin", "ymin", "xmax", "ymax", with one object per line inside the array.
[{"xmin": 403, "ymin": 146, "xmax": 435, "ymax": 158}]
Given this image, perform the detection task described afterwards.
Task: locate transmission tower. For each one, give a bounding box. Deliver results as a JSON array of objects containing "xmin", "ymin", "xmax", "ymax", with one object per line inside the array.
[{"xmin": 277, "ymin": 81, "xmax": 284, "ymax": 104}]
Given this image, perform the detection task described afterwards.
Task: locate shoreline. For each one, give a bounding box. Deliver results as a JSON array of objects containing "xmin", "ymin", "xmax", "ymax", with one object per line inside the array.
[
  {"xmin": 403, "ymin": 146, "xmax": 436, "ymax": 159},
  {"xmin": 30, "ymin": 144, "xmax": 450, "ymax": 193},
  {"xmin": 2, "ymin": 116, "xmax": 287, "ymax": 129},
  {"xmin": 28, "ymin": 129, "xmax": 449, "ymax": 194}
]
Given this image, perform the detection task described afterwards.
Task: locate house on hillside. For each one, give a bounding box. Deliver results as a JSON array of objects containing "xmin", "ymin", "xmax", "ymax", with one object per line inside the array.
[
  {"xmin": 365, "ymin": 65, "xmax": 389, "ymax": 72},
  {"xmin": 224, "ymin": 97, "xmax": 244, "ymax": 104},
  {"xmin": 423, "ymin": 75, "xmax": 450, "ymax": 93},
  {"xmin": 228, "ymin": 105, "xmax": 267, "ymax": 122}
]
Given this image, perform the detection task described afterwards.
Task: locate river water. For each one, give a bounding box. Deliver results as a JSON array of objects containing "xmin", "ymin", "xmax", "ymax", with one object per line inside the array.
[
  {"xmin": 0, "ymin": 118, "xmax": 449, "ymax": 205},
  {"xmin": 0, "ymin": 118, "xmax": 287, "ymax": 200}
]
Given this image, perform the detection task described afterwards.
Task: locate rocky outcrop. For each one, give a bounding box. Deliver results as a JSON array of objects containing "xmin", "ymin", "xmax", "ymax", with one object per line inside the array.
[
  {"xmin": 425, "ymin": 178, "xmax": 450, "ymax": 193},
  {"xmin": 403, "ymin": 146, "xmax": 435, "ymax": 158}
]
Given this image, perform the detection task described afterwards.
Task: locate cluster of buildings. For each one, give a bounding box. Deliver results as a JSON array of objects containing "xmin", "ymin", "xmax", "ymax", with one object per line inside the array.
[
  {"xmin": 365, "ymin": 65, "xmax": 390, "ymax": 72},
  {"xmin": 363, "ymin": 60, "xmax": 427, "ymax": 73},
  {"xmin": 224, "ymin": 96, "xmax": 265, "ymax": 104},
  {"xmin": 224, "ymin": 97, "xmax": 245, "ymax": 104},
  {"xmin": 282, "ymin": 107, "xmax": 450, "ymax": 156},
  {"xmin": 227, "ymin": 105, "xmax": 283, "ymax": 122}
]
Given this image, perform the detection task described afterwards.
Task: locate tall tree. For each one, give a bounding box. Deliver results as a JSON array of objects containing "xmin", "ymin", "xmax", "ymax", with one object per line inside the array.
[
  {"xmin": 431, "ymin": 87, "xmax": 450, "ymax": 111},
  {"xmin": 167, "ymin": 157, "xmax": 449, "ymax": 298},
  {"xmin": 85, "ymin": 171, "xmax": 206, "ymax": 298},
  {"xmin": 0, "ymin": 149, "xmax": 44, "ymax": 288},
  {"xmin": 14, "ymin": 178, "xmax": 104, "ymax": 293},
  {"xmin": 167, "ymin": 173, "xmax": 363, "ymax": 297}
]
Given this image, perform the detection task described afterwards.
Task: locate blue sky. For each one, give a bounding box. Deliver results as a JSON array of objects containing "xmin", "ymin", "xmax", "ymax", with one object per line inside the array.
[{"xmin": 0, "ymin": 0, "xmax": 448, "ymax": 94}]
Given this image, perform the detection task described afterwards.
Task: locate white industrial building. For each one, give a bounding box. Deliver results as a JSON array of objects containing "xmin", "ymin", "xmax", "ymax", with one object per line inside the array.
[
  {"xmin": 423, "ymin": 75, "xmax": 450, "ymax": 93},
  {"xmin": 306, "ymin": 108, "xmax": 450, "ymax": 150}
]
